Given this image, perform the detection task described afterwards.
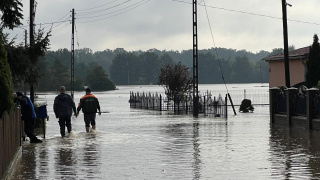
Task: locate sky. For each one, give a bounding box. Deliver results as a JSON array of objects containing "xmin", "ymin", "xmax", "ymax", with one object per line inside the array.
[{"xmin": 6, "ymin": 0, "xmax": 320, "ymax": 53}]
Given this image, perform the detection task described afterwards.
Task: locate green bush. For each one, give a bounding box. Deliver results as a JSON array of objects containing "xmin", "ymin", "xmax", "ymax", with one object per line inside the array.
[{"xmin": 0, "ymin": 39, "xmax": 13, "ymax": 117}]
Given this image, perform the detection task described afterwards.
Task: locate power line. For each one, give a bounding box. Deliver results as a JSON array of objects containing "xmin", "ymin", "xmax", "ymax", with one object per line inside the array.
[
  {"xmin": 202, "ymin": 0, "xmax": 228, "ymax": 93},
  {"xmin": 77, "ymin": 0, "xmax": 150, "ymax": 24},
  {"xmin": 172, "ymin": 0, "xmax": 320, "ymax": 26},
  {"xmin": 76, "ymin": 0, "xmax": 132, "ymax": 16},
  {"xmin": 75, "ymin": 23, "xmax": 80, "ymax": 49},
  {"xmin": 76, "ymin": 0, "xmax": 120, "ymax": 12},
  {"xmin": 77, "ymin": 0, "xmax": 148, "ymax": 20},
  {"xmin": 51, "ymin": 21, "xmax": 70, "ymax": 35}
]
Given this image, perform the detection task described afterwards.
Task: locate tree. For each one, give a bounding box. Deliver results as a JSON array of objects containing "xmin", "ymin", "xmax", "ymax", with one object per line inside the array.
[
  {"xmin": 158, "ymin": 62, "xmax": 192, "ymax": 100},
  {"xmin": 0, "ymin": 39, "xmax": 13, "ymax": 117},
  {"xmin": 51, "ymin": 58, "xmax": 70, "ymax": 90},
  {"xmin": 232, "ymin": 55, "xmax": 254, "ymax": 83},
  {"xmin": 139, "ymin": 52, "xmax": 160, "ymax": 85},
  {"xmin": 306, "ymin": 34, "xmax": 320, "ymax": 88},
  {"xmin": 110, "ymin": 52, "xmax": 140, "ymax": 85},
  {"xmin": 0, "ymin": 0, "xmax": 23, "ymax": 29},
  {"xmin": 86, "ymin": 65, "xmax": 116, "ymax": 91}
]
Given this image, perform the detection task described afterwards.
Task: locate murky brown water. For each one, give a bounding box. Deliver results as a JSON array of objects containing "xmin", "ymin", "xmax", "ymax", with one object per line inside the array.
[{"xmin": 9, "ymin": 84, "xmax": 320, "ymax": 179}]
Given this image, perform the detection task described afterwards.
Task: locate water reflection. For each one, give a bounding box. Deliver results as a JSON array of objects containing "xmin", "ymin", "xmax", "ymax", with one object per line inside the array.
[
  {"xmin": 38, "ymin": 142, "xmax": 50, "ymax": 179},
  {"xmin": 81, "ymin": 134, "xmax": 101, "ymax": 178},
  {"xmin": 269, "ymin": 124, "xmax": 320, "ymax": 179},
  {"xmin": 54, "ymin": 139, "xmax": 76, "ymax": 179},
  {"xmin": 192, "ymin": 122, "xmax": 201, "ymax": 180},
  {"xmin": 160, "ymin": 119, "xmax": 202, "ymax": 179},
  {"xmin": 11, "ymin": 143, "xmax": 41, "ymax": 180}
]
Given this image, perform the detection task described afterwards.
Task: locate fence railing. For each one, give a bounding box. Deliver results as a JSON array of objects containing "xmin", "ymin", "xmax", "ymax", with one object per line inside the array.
[
  {"xmin": 0, "ymin": 107, "xmax": 22, "ymax": 179},
  {"xmin": 129, "ymin": 91, "xmax": 227, "ymax": 118}
]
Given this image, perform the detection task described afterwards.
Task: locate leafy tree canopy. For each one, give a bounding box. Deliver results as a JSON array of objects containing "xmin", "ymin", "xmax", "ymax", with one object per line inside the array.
[
  {"xmin": 158, "ymin": 62, "xmax": 192, "ymax": 100},
  {"xmin": 0, "ymin": 0, "xmax": 23, "ymax": 29},
  {"xmin": 86, "ymin": 65, "xmax": 116, "ymax": 91}
]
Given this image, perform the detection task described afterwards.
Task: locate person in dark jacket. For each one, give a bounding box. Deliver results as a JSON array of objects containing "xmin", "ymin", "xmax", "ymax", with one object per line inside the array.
[
  {"xmin": 15, "ymin": 92, "xmax": 42, "ymax": 143},
  {"xmin": 53, "ymin": 86, "xmax": 77, "ymax": 137},
  {"xmin": 76, "ymin": 88, "xmax": 101, "ymax": 132}
]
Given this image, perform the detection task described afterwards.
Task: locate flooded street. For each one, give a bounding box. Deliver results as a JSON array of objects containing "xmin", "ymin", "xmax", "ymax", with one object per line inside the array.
[{"xmin": 10, "ymin": 84, "xmax": 320, "ymax": 179}]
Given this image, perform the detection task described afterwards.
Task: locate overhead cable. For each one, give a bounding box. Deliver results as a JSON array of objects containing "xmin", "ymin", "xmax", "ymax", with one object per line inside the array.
[
  {"xmin": 77, "ymin": 0, "xmax": 148, "ymax": 20},
  {"xmin": 172, "ymin": 0, "xmax": 320, "ymax": 26},
  {"xmin": 77, "ymin": 0, "xmax": 150, "ymax": 23},
  {"xmin": 76, "ymin": 0, "xmax": 132, "ymax": 16}
]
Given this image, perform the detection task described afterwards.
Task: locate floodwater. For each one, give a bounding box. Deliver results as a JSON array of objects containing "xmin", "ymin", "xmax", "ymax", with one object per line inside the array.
[{"xmin": 10, "ymin": 84, "xmax": 320, "ymax": 179}]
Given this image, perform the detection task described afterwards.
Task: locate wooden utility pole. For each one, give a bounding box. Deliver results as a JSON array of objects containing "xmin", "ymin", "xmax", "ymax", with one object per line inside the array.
[
  {"xmin": 30, "ymin": 0, "xmax": 35, "ymax": 103},
  {"xmin": 281, "ymin": 0, "xmax": 290, "ymax": 87},
  {"xmin": 192, "ymin": 0, "xmax": 199, "ymax": 116},
  {"xmin": 71, "ymin": 8, "xmax": 75, "ymax": 99}
]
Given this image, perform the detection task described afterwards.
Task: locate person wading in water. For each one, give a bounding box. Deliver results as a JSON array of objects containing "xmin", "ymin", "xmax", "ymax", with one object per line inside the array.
[
  {"xmin": 53, "ymin": 86, "xmax": 77, "ymax": 137},
  {"xmin": 76, "ymin": 88, "xmax": 101, "ymax": 132}
]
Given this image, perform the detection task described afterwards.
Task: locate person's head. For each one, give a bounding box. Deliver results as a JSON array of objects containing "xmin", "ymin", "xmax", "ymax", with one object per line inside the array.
[
  {"xmin": 85, "ymin": 88, "xmax": 91, "ymax": 95},
  {"xmin": 60, "ymin": 86, "xmax": 66, "ymax": 93},
  {"xmin": 16, "ymin": 92, "xmax": 23, "ymax": 99}
]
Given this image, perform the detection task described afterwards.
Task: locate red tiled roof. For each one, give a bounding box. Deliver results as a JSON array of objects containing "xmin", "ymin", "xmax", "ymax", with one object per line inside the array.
[{"xmin": 262, "ymin": 46, "xmax": 309, "ymax": 61}]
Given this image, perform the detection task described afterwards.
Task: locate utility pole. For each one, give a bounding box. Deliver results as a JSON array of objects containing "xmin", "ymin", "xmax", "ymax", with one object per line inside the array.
[
  {"xmin": 281, "ymin": 0, "xmax": 290, "ymax": 87},
  {"xmin": 30, "ymin": 0, "xmax": 35, "ymax": 103},
  {"xmin": 24, "ymin": 30, "xmax": 27, "ymax": 95},
  {"xmin": 71, "ymin": 8, "xmax": 75, "ymax": 99},
  {"xmin": 192, "ymin": 0, "xmax": 199, "ymax": 116}
]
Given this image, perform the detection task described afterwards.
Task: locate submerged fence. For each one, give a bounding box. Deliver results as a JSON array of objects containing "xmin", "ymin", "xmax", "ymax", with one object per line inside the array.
[
  {"xmin": 270, "ymin": 86, "xmax": 320, "ymax": 130},
  {"xmin": 0, "ymin": 107, "xmax": 22, "ymax": 179},
  {"xmin": 209, "ymin": 89, "xmax": 269, "ymax": 106},
  {"xmin": 129, "ymin": 91, "xmax": 228, "ymax": 118}
]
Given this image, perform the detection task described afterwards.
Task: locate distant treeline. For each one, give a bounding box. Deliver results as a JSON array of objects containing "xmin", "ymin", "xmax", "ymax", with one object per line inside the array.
[{"xmin": 37, "ymin": 47, "xmax": 284, "ymax": 91}]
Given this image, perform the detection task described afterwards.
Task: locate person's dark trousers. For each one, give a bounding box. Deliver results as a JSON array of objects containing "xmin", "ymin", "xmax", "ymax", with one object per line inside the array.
[
  {"xmin": 24, "ymin": 118, "xmax": 38, "ymax": 141},
  {"xmin": 58, "ymin": 117, "xmax": 72, "ymax": 137}
]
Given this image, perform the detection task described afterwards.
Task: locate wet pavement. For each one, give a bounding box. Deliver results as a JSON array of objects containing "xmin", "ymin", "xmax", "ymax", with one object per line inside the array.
[{"xmin": 9, "ymin": 84, "xmax": 320, "ymax": 179}]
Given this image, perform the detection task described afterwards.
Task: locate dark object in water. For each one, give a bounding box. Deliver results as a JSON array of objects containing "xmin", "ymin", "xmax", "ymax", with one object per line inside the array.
[{"xmin": 239, "ymin": 99, "xmax": 254, "ymax": 113}]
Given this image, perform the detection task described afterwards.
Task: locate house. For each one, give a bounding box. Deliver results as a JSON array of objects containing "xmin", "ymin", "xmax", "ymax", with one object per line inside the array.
[{"xmin": 263, "ymin": 47, "xmax": 309, "ymax": 88}]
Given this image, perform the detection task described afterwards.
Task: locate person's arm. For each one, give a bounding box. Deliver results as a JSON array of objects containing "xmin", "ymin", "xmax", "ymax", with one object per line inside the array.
[
  {"xmin": 53, "ymin": 97, "xmax": 59, "ymax": 118},
  {"xmin": 96, "ymin": 98, "xmax": 101, "ymax": 115},
  {"xmin": 76, "ymin": 98, "xmax": 83, "ymax": 115},
  {"xmin": 68, "ymin": 95, "xmax": 77, "ymax": 116}
]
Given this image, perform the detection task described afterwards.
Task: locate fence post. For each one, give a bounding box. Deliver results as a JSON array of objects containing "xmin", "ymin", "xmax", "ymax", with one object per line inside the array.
[
  {"xmin": 225, "ymin": 94, "xmax": 228, "ymax": 118},
  {"xmin": 160, "ymin": 94, "xmax": 162, "ymax": 111},
  {"xmin": 287, "ymin": 87, "xmax": 297, "ymax": 126},
  {"xmin": 204, "ymin": 96, "xmax": 206, "ymax": 116},
  {"xmin": 186, "ymin": 95, "xmax": 188, "ymax": 114},
  {"xmin": 307, "ymin": 88, "xmax": 318, "ymax": 129},
  {"xmin": 269, "ymin": 87, "xmax": 279, "ymax": 124},
  {"xmin": 177, "ymin": 95, "xmax": 180, "ymax": 113}
]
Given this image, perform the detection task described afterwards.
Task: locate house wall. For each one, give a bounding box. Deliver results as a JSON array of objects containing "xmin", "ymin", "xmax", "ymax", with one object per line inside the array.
[{"xmin": 269, "ymin": 59, "xmax": 305, "ymax": 88}]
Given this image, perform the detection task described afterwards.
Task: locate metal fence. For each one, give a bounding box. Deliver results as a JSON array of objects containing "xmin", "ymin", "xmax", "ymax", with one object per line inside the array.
[
  {"xmin": 0, "ymin": 107, "xmax": 22, "ymax": 179},
  {"xmin": 129, "ymin": 91, "xmax": 227, "ymax": 118},
  {"xmin": 209, "ymin": 89, "xmax": 269, "ymax": 106}
]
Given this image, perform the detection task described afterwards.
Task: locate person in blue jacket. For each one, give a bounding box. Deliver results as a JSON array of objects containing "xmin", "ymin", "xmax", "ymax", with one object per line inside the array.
[
  {"xmin": 53, "ymin": 86, "xmax": 77, "ymax": 137},
  {"xmin": 15, "ymin": 92, "xmax": 42, "ymax": 143}
]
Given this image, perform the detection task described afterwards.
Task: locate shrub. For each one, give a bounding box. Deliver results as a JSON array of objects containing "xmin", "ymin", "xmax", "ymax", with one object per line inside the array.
[
  {"xmin": 239, "ymin": 99, "xmax": 254, "ymax": 113},
  {"xmin": 0, "ymin": 39, "xmax": 13, "ymax": 117}
]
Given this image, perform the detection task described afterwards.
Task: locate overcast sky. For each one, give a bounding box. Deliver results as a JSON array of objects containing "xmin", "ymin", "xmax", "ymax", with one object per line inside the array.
[{"xmin": 7, "ymin": 0, "xmax": 320, "ymax": 53}]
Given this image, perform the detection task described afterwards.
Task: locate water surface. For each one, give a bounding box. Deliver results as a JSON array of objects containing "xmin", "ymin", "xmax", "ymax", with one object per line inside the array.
[{"xmin": 10, "ymin": 84, "xmax": 320, "ymax": 179}]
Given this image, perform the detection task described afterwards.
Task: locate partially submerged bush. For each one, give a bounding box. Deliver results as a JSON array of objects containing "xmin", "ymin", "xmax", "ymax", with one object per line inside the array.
[{"xmin": 239, "ymin": 99, "xmax": 254, "ymax": 113}]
